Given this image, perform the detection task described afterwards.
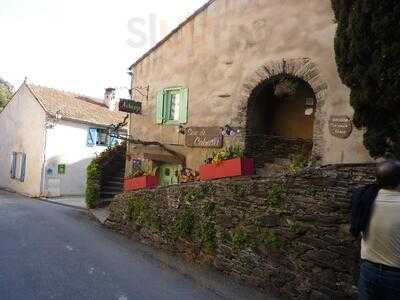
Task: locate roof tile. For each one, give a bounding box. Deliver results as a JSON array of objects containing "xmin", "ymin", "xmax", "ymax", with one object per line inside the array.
[{"xmin": 27, "ymin": 84, "xmax": 126, "ymax": 127}]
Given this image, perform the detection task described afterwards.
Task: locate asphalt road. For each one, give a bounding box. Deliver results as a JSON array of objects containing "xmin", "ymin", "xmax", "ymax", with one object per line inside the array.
[{"xmin": 0, "ymin": 190, "xmax": 270, "ymax": 300}]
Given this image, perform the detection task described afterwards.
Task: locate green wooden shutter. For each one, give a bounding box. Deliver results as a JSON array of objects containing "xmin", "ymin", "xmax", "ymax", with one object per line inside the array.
[
  {"xmin": 156, "ymin": 90, "xmax": 164, "ymax": 124},
  {"xmin": 179, "ymin": 88, "xmax": 188, "ymax": 124}
]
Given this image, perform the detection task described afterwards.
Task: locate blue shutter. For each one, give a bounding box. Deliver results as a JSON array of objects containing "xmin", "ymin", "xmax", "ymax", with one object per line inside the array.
[
  {"xmin": 20, "ymin": 153, "xmax": 26, "ymax": 182},
  {"xmin": 87, "ymin": 128, "xmax": 98, "ymax": 146},
  {"xmin": 10, "ymin": 152, "xmax": 16, "ymax": 179}
]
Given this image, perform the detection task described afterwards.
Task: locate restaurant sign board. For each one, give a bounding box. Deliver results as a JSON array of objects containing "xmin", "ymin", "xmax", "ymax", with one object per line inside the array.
[
  {"xmin": 185, "ymin": 127, "xmax": 223, "ymax": 148},
  {"xmin": 119, "ymin": 99, "xmax": 142, "ymax": 114},
  {"xmin": 329, "ymin": 115, "xmax": 353, "ymax": 139}
]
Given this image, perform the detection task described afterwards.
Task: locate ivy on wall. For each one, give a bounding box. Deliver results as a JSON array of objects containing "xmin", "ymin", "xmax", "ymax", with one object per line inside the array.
[{"xmin": 120, "ymin": 180, "xmax": 307, "ymax": 260}]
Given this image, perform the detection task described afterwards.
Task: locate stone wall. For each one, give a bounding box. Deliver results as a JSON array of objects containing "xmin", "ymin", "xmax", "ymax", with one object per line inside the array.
[
  {"xmin": 106, "ymin": 164, "xmax": 376, "ymax": 299},
  {"xmin": 245, "ymin": 134, "xmax": 313, "ymax": 171}
]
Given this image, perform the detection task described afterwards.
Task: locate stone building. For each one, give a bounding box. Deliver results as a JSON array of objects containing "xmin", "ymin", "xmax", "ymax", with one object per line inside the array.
[{"xmin": 126, "ymin": 0, "xmax": 372, "ymax": 181}]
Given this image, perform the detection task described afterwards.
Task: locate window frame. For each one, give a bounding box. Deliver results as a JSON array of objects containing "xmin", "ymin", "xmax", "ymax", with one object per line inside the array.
[
  {"xmin": 156, "ymin": 87, "xmax": 188, "ymax": 125},
  {"xmin": 87, "ymin": 128, "xmax": 117, "ymax": 147},
  {"xmin": 163, "ymin": 87, "xmax": 182, "ymax": 125},
  {"xmin": 10, "ymin": 152, "xmax": 27, "ymax": 182}
]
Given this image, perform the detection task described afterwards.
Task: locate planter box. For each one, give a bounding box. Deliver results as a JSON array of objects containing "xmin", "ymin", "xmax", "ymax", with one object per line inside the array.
[
  {"xmin": 124, "ymin": 176, "xmax": 158, "ymax": 191},
  {"xmin": 199, "ymin": 158, "xmax": 254, "ymax": 181}
]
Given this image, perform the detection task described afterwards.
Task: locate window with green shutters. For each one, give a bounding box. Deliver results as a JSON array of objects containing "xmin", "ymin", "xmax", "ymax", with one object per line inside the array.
[{"xmin": 156, "ymin": 87, "xmax": 188, "ymax": 125}]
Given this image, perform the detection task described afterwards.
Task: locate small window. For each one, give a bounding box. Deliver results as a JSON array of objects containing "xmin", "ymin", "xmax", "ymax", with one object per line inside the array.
[
  {"xmin": 97, "ymin": 129, "xmax": 108, "ymax": 146},
  {"xmin": 10, "ymin": 152, "xmax": 26, "ymax": 182},
  {"xmin": 87, "ymin": 128, "xmax": 117, "ymax": 147},
  {"xmin": 58, "ymin": 164, "xmax": 66, "ymax": 175},
  {"xmin": 156, "ymin": 87, "xmax": 188, "ymax": 125}
]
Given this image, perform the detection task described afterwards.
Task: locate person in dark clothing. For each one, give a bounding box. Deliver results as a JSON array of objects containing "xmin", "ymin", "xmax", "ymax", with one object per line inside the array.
[{"xmin": 356, "ymin": 160, "xmax": 400, "ymax": 300}]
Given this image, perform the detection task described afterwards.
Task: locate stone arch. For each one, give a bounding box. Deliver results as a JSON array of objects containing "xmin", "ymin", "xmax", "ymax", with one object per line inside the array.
[{"xmin": 235, "ymin": 58, "xmax": 328, "ymax": 163}]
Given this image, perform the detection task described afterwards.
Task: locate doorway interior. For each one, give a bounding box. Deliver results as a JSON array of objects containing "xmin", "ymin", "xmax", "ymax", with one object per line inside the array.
[{"xmin": 245, "ymin": 74, "xmax": 316, "ymax": 174}]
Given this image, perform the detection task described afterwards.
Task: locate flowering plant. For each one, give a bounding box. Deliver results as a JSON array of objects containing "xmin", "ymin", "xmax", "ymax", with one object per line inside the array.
[
  {"xmin": 204, "ymin": 145, "xmax": 244, "ymax": 165},
  {"xmin": 179, "ymin": 168, "xmax": 199, "ymax": 183},
  {"xmin": 126, "ymin": 160, "xmax": 158, "ymax": 179}
]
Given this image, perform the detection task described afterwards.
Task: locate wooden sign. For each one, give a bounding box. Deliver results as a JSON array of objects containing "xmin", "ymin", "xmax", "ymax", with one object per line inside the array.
[
  {"xmin": 119, "ymin": 99, "xmax": 142, "ymax": 114},
  {"xmin": 329, "ymin": 115, "xmax": 353, "ymax": 139},
  {"xmin": 185, "ymin": 127, "xmax": 223, "ymax": 148}
]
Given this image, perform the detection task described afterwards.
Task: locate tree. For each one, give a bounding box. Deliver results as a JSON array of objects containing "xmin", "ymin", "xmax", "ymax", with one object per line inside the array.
[
  {"xmin": 332, "ymin": 0, "xmax": 400, "ymax": 158},
  {"xmin": 0, "ymin": 77, "xmax": 13, "ymax": 111}
]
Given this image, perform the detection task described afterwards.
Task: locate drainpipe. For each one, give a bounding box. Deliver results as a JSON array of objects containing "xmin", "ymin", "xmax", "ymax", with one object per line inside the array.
[{"xmin": 40, "ymin": 116, "xmax": 49, "ymax": 197}]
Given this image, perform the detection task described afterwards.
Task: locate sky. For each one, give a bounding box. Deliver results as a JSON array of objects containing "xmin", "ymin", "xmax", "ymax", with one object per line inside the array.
[{"xmin": 0, "ymin": 0, "xmax": 209, "ymax": 98}]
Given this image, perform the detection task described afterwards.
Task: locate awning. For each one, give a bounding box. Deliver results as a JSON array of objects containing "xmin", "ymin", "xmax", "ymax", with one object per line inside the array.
[{"xmin": 130, "ymin": 144, "xmax": 185, "ymax": 165}]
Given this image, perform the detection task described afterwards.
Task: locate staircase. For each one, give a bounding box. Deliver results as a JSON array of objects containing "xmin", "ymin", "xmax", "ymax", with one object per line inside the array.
[{"xmin": 100, "ymin": 170, "xmax": 124, "ymax": 201}]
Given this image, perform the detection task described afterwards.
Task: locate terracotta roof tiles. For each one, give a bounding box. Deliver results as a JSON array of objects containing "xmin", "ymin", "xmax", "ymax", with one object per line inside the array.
[{"xmin": 27, "ymin": 83, "xmax": 126, "ymax": 127}]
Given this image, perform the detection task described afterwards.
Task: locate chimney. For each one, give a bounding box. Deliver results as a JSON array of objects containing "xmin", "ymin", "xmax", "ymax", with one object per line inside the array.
[{"xmin": 104, "ymin": 88, "xmax": 117, "ymax": 111}]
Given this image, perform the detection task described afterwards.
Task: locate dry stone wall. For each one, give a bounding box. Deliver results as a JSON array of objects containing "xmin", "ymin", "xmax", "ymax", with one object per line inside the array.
[
  {"xmin": 245, "ymin": 134, "xmax": 313, "ymax": 170},
  {"xmin": 106, "ymin": 164, "xmax": 376, "ymax": 299}
]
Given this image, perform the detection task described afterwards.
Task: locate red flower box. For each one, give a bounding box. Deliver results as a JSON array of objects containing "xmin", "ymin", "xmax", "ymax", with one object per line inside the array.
[
  {"xmin": 124, "ymin": 176, "xmax": 158, "ymax": 191},
  {"xmin": 199, "ymin": 158, "xmax": 254, "ymax": 181}
]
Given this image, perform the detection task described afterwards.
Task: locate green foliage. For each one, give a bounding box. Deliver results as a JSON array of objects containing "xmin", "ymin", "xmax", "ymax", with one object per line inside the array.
[
  {"xmin": 288, "ymin": 152, "xmax": 309, "ymax": 173},
  {"xmin": 182, "ymin": 183, "xmax": 213, "ymax": 203},
  {"xmin": 128, "ymin": 195, "xmax": 147, "ymax": 223},
  {"xmin": 204, "ymin": 145, "xmax": 243, "ymax": 165},
  {"xmin": 0, "ymin": 78, "xmax": 13, "ymax": 111},
  {"xmin": 175, "ymin": 208, "xmax": 195, "ymax": 237},
  {"xmin": 266, "ymin": 184, "xmax": 286, "ymax": 209},
  {"xmin": 230, "ymin": 226, "xmax": 250, "ymax": 249},
  {"xmin": 287, "ymin": 222, "xmax": 306, "ymax": 240},
  {"xmin": 228, "ymin": 182, "xmax": 250, "ymax": 197},
  {"xmin": 259, "ymin": 230, "xmax": 284, "ymax": 250},
  {"xmin": 199, "ymin": 201, "xmax": 217, "ymax": 250},
  {"xmin": 332, "ymin": 1, "xmax": 400, "ymax": 158},
  {"xmin": 85, "ymin": 161, "xmax": 101, "ymax": 209},
  {"xmin": 202, "ymin": 201, "xmax": 216, "ymax": 217},
  {"xmin": 200, "ymin": 221, "xmax": 217, "ymax": 250},
  {"xmin": 85, "ymin": 142, "xmax": 126, "ymax": 208},
  {"xmin": 127, "ymin": 195, "xmax": 160, "ymax": 230}
]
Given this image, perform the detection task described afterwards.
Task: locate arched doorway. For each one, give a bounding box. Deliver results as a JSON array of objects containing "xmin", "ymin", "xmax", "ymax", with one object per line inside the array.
[
  {"xmin": 245, "ymin": 75, "xmax": 316, "ymax": 174},
  {"xmin": 236, "ymin": 58, "xmax": 328, "ymax": 174}
]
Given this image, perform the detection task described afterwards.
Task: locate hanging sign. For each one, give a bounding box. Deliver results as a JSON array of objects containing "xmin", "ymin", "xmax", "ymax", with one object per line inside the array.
[
  {"xmin": 329, "ymin": 115, "xmax": 353, "ymax": 139},
  {"xmin": 119, "ymin": 99, "xmax": 142, "ymax": 114},
  {"xmin": 185, "ymin": 127, "xmax": 223, "ymax": 148}
]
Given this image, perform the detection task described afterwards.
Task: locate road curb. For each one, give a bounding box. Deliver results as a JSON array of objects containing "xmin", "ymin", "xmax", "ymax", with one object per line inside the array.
[{"xmin": 37, "ymin": 197, "xmax": 88, "ymax": 211}]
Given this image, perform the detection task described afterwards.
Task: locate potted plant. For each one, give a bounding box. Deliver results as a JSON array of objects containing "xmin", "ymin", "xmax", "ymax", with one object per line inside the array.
[
  {"xmin": 199, "ymin": 145, "xmax": 254, "ymax": 181},
  {"xmin": 274, "ymin": 77, "xmax": 299, "ymax": 98},
  {"xmin": 179, "ymin": 168, "xmax": 200, "ymax": 184},
  {"xmin": 124, "ymin": 160, "xmax": 159, "ymax": 191}
]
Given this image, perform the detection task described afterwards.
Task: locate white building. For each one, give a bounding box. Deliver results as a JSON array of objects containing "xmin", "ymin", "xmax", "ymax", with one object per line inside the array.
[{"xmin": 0, "ymin": 81, "xmax": 126, "ymax": 197}]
